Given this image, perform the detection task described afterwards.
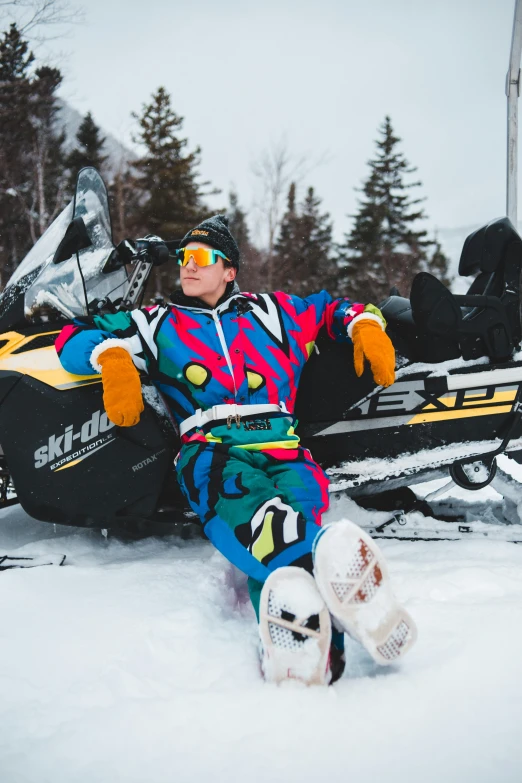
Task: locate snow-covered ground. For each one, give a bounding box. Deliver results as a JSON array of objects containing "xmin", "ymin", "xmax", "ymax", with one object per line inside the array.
[{"xmin": 1, "ymin": 499, "xmax": 522, "ymax": 783}]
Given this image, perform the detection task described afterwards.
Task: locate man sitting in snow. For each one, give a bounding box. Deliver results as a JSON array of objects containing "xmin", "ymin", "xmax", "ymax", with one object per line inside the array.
[{"xmin": 56, "ymin": 215, "xmax": 417, "ymax": 685}]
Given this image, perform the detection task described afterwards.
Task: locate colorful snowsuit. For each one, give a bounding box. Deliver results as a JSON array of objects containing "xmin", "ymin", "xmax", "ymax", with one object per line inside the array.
[{"xmin": 56, "ymin": 288, "xmax": 375, "ymax": 610}]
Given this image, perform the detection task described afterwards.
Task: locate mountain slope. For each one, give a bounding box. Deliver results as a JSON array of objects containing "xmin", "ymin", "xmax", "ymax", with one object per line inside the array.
[{"xmin": 57, "ymin": 100, "xmax": 135, "ymax": 176}]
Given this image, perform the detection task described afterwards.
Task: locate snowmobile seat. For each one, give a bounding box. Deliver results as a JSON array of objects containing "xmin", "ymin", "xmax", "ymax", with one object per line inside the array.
[
  {"xmin": 457, "ymin": 217, "xmax": 522, "ymax": 358},
  {"xmin": 457, "ymin": 217, "xmax": 522, "ymax": 347},
  {"xmin": 378, "ymin": 295, "xmax": 414, "ymax": 325},
  {"xmin": 410, "ymin": 268, "xmax": 517, "ymax": 362},
  {"xmin": 459, "ymin": 217, "xmax": 519, "ymax": 280},
  {"xmin": 382, "ymin": 217, "xmax": 522, "ymax": 363},
  {"xmin": 407, "ymin": 274, "xmax": 462, "ymax": 362},
  {"xmin": 378, "ymin": 295, "xmax": 421, "ymax": 359}
]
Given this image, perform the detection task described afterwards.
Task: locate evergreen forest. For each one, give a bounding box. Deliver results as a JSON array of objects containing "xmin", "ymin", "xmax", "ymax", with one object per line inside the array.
[{"xmin": 0, "ymin": 22, "xmax": 449, "ymax": 304}]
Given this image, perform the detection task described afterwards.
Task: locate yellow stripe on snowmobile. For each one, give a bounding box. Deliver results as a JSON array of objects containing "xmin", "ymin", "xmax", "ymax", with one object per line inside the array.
[
  {"xmin": 0, "ymin": 343, "xmax": 100, "ymax": 390},
  {"xmin": 53, "ymin": 456, "xmax": 85, "ymax": 471},
  {"xmin": 0, "ymin": 331, "xmax": 37, "ymax": 356},
  {"xmin": 55, "ymin": 379, "xmax": 102, "ymax": 390},
  {"xmin": 460, "ymin": 389, "xmax": 518, "ymax": 406},
  {"xmin": 408, "ymin": 403, "xmax": 513, "ymax": 425},
  {"xmin": 421, "ymin": 389, "xmax": 517, "ymax": 410},
  {"xmin": 52, "ymin": 439, "xmax": 114, "ymax": 471}
]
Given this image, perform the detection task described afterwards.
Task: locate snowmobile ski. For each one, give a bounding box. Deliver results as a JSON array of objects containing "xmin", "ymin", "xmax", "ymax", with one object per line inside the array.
[
  {"xmin": 360, "ymin": 514, "xmax": 522, "ymax": 543},
  {"xmin": 0, "ymin": 554, "xmax": 66, "ymax": 570}
]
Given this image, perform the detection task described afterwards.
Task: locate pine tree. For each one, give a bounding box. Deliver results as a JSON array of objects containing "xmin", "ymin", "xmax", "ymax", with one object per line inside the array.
[
  {"xmin": 29, "ymin": 65, "xmax": 68, "ymax": 237},
  {"xmin": 273, "ymin": 183, "xmax": 335, "ymax": 296},
  {"xmin": 226, "ymin": 189, "xmax": 265, "ymax": 292},
  {"xmin": 337, "ymin": 116, "xmax": 449, "ymax": 302},
  {"xmin": 0, "ymin": 22, "xmax": 34, "ymax": 80},
  {"xmin": 429, "ymin": 236, "xmax": 451, "ymax": 287},
  {"xmin": 129, "ymin": 86, "xmax": 211, "ymax": 297},
  {"xmin": 297, "ymin": 186, "xmax": 335, "ymax": 295},
  {"xmin": 274, "ymin": 182, "xmax": 299, "ymax": 290},
  {"xmin": 66, "ymin": 111, "xmax": 107, "ymax": 193},
  {"xmin": 109, "ymin": 163, "xmax": 140, "ymax": 244},
  {"xmin": 131, "ymin": 86, "xmax": 207, "ymax": 237},
  {"xmin": 0, "ymin": 24, "xmax": 34, "ymax": 282},
  {"xmin": 0, "ymin": 25, "xmax": 68, "ymax": 285},
  {"xmin": 227, "ymin": 190, "xmax": 250, "ymax": 253}
]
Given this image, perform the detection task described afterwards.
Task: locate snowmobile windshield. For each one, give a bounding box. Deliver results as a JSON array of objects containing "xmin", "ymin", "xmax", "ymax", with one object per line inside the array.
[{"xmin": 0, "ymin": 167, "xmax": 127, "ymax": 324}]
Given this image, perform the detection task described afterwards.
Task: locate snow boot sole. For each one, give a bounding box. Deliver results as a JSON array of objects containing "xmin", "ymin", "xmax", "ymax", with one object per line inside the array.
[
  {"xmin": 313, "ymin": 521, "xmax": 417, "ymax": 666},
  {"xmin": 259, "ymin": 566, "xmax": 332, "ymax": 685}
]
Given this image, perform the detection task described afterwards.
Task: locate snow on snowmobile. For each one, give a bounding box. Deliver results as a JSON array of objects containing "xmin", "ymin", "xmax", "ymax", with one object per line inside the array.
[{"xmin": 0, "ymin": 166, "xmax": 521, "ymax": 542}]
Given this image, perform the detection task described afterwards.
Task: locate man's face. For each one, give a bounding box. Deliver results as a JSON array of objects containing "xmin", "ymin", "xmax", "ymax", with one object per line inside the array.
[{"xmin": 179, "ymin": 241, "xmax": 236, "ymax": 307}]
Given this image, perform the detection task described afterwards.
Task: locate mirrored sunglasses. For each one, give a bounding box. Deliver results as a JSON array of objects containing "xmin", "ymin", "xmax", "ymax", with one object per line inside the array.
[{"xmin": 176, "ymin": 247, "xmax": 230, "ymax": 267}]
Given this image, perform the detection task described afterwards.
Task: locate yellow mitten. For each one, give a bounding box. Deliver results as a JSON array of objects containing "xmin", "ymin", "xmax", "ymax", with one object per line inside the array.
[
  {"xmin": 97, "ymin": 347, "xmax": 144, "ymax": 426},
  {"xmin": 352, "ymin": 319, "xmax": 395, "ymax": 387}
]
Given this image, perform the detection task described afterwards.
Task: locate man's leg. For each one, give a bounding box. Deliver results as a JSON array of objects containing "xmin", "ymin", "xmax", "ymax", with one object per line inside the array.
[
  {"xmin": 176, "ymin": 442, "xmax": 416, "ymax": 681},
  {"xmin": 313, "ymin": 521, "xmax": 418, "ymax": 665},
  {"xmin": 176, "ymin": 441, "xmax": 334, "ymax": 684},
  {"xmin": 247, "ymin": 448, "xmax": 416, "ymax": 675},
  {"xmin": 176, "ymin": 441, "xmax": 323, "ymax": 585},
  {"xmin": 246, "ymin": 446, "xmax": 330, "ymax": 614},
  {"xmin": 257, "ymin": 447, "xmax": 345, "ymax": 681}
]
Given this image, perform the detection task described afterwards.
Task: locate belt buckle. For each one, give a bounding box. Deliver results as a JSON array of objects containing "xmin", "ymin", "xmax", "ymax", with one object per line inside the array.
[{"xmin": 227, "ymin": 413, "xmax": 241, "ymax": 429}]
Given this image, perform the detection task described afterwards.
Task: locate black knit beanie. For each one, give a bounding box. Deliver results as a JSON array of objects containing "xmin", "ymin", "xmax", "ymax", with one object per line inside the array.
[{"xmin": 180, "ymin": 214, "xmax": 240, "ymax": 270}]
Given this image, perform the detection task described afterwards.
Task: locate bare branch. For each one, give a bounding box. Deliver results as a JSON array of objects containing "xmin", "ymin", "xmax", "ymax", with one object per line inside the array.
[
  {"xmin": 251, "ymin": 139, "xmax": 304, "ymax": 251},
  {"xmin": 0, "ymin": 0, "xmax": 84, "ymax": 42},
  {"xmin": 250, "ymin": 138, "xmax": 331, "ymax": 288}
]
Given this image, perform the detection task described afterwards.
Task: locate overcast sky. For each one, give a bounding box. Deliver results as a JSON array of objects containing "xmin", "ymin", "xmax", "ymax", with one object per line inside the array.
[{"xmin": 45, "ymin": 0, "xmax": 518, "ymax": 243}]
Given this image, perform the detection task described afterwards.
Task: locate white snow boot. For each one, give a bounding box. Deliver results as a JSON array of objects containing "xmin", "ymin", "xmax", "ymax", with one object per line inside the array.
[
  {"xmin": 313, "ymin": 521, "xmax": 417, "ymax": 666},
  {"xmin": 259, "ymin": 566, "xmax": 333, "ymax": 685}
]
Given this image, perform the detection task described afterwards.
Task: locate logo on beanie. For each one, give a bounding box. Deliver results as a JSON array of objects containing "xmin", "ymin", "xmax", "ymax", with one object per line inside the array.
[{"xmin": 191, "ymin": 230, "xmax": 209, "ymax": 236}]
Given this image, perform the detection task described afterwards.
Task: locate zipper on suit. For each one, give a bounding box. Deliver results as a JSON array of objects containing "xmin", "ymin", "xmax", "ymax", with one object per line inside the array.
[{"xmin": 212, "ymin": 310, "xmax": 237, "ymax": 397}]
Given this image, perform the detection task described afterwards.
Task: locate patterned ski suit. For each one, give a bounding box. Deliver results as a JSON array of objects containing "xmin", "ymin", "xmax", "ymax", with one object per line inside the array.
[{"xmin": 56, "ymin": 287, "xmax": 377, "ymax": 612}]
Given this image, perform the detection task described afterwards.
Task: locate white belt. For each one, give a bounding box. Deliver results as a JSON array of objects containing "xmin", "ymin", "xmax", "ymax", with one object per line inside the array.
[{"xmin": 179, "ymin": 403, "xmax": 283, "ymax": 436}]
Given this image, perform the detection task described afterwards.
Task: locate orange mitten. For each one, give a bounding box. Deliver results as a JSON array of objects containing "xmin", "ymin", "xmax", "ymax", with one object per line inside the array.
[
  {"xmin": 97, "ymin": 347, "xmax": 144, "ymax": 426},
  {"xmin": 352, "ymin": 319, "xmax": 395, "ymax": 387}
]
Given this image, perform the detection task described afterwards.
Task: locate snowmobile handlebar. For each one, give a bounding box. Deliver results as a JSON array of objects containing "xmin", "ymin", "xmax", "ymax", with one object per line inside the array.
[
  {"xmin": 107, "ymin": 236, "xmax": 171, "ymax": 309},
  {"xmin": 106, "ymin": 235, "xmax": 179, "ymax": 310},
  {"xmin": 115, "ymin": 236, "xmax": 170, "ymax": 268},
  {"xmin": 133, "ymin": 236, "xmax": 170, "ymax": 267}
]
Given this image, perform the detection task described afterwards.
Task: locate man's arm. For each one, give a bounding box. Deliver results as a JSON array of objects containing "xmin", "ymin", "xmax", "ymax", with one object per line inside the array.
[
  {"xmin": 276, "ymin": 290, "xmax": 394, "ymax": 388},
  {"xmin": 324, "ymin": 298, "xmax": 386, "ymax": 343},
  {"xmin": 55, "ymin": 306, "xmax": 168, "ymax": 426},
  {"xmin": 275, "ymin": 290, "xmax": 385, "ymax": 343},
  {"xmin": 55, "ymin": 307, "xmax": 167, "ymax": 376}
]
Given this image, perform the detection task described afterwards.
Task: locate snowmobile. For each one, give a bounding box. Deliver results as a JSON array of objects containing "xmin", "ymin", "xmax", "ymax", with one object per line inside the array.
[{"xmin": 0, "ymin": 166, "xmax": 522, "ymax": 543}]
